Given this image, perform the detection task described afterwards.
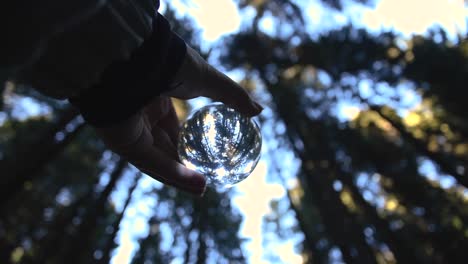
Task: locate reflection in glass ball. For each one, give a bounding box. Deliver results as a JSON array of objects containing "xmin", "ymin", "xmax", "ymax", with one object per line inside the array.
[{"xmin": 178, "ymin": 103, "xmax": 262, "ymax": 188}]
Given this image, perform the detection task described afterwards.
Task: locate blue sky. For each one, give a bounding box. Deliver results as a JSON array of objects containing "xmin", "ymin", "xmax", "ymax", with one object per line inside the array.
[{"xmin": 165, "ymin": 0, "xmax": 467, "ymax": 41}]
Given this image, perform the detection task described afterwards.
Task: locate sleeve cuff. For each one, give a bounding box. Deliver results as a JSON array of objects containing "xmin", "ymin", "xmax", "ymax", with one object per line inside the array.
[{"xmin": 69, "ymin": 13, "xmax": 187, "ymax": 127}]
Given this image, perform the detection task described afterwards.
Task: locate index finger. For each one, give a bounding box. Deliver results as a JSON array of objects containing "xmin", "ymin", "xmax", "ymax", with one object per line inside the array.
[{"xmin": 203, "ymin": 66, "xmax": 264, "ymax": 117}]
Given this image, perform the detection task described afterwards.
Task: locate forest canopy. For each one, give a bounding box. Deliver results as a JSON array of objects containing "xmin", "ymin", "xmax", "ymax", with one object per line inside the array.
[{"xmin": 1, "ymin": 0, "xmax": 468, "ymax": 263}]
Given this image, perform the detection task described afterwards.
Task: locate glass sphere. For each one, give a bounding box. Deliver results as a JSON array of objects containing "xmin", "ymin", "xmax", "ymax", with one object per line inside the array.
[{"xmin": 178, "ymin": 103, "xmax": 262, "ymax": 188}]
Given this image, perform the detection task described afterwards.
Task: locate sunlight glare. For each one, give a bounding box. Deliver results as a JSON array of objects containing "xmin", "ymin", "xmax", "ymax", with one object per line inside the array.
[
  {"xmin": 274, "ymin": 242, "xmax": 304, "ymax": 264},
  {"xmin": 189, "ymin": 0, "xmax": 241, "ymax": 41},
  {"xmin": 204, "ymin": 113, "xmax": 217, "ymax": 146},
  {"xmin": 111, "ymin": 233, "xmax": 134, "ymax": 264},
  {"xmin": 337, "ymin": 103, "xmax": 361, "ymax": 121},
  {"xmin": 233, "ymin": 161, "xmax": 287, "ymax": 263},
  {"xmin": 403, "ymin": 112, "xmax": 422, "ymax": 127},
  {"xmin": 363, "ymin": 0, "xmax": 467, "ymax": 36},
  {"xmin": 385, "ymin": 198, "xmax": 398, "ymax": 211}
]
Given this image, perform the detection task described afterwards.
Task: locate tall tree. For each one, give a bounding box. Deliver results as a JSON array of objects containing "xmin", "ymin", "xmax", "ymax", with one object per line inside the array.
[
  {"xmin": 272, "ymin": 88, "xmax": 377, "ymax": 264},
  {"xmin": 97, "ymin": 173, "xmax": 141, "ymax": 264},
  {"xmin": 0, "ymin": 107, "xmax": 81, "ymax": 206},
  {"xmin": 54, "ymin": 160, "xmax": 127, "ymax": 264}
]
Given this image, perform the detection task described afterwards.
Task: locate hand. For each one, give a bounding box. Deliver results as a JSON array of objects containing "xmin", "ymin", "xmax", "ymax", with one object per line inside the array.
[
  {"xmin": 95, "ymin": 46, "xmax": 263, "ymax": 196},
  {"xmin": 163, "ymin": 46, "xmax": 263, "ymax": 116}
]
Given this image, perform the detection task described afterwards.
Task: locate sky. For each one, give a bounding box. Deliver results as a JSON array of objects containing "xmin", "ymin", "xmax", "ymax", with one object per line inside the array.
[
  {"xmin": 360, "ymin": 0, "xmax": 467, "ymax": 36},
  {"xmin": 110, "ymin": 0, "xmax": 468, "ymax": 263},
  {"xmin": 164, "ymin": 0, "xmax": 467, "ymax": 41}
]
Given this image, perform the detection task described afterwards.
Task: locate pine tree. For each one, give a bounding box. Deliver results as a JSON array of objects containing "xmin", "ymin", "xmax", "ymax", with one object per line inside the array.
[{"xmin": 0, "ymin": 107, "xmax": 81, "ymax": 206}]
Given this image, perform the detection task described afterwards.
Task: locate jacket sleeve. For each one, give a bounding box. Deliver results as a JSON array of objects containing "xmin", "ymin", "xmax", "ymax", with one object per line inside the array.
[
  {"xmin": 2, "ymin": 0, "xmax": 158, "ymax": 98},
  {"xmin": 69, "ymin": 13, "xmax": 187, "ymax": 127},
  {"xmin": 1, "ymin": 0, "xmax": 186, "ymax": 127}
]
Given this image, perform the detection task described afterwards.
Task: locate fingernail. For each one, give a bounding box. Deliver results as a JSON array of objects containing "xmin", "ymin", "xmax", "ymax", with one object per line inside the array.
[
  {"xmin": 254, "ymin": 102, "xmax": 264, "ymax": 111},
  {"xmin": 190, "ymin": 172, "xmax": 206, "ymax": 188},
  {"xmin": 184, "ymin": 175, "xmax": 206, "ymax": 196},
  {"xmin": 252, "ymin": 101, "xmax": 263, "ymax": 115}
]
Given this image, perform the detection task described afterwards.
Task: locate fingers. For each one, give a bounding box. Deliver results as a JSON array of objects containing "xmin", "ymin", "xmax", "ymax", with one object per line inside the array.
[
  {"xmin": 143, "ymin": 97, "xmax": 171, "ymax": 127},
  {"xmin": 135, "ymin": 148, "xmax": 206, "ymax": 195},
  {"xmin": 121, "ymin": 125, "xmax": 206, "ymax": 195},
  {"xmin": 203, "ymin": 66, "xmax": 264, "ymax": 117},
  {"xmin": 96, "ymin": 112, "xmax": 206, "ymax": 196},
  {"xmin": 143, "ymin": 97, "xmax": 180, "ymax": 159},
  {"xmin": 151, "ymin": 126, "xmax": 179, "ymax": 161},
  {"xmin": 156, "ymin": 100, "xmax": 180, "ymax": 146},
  {"xmin": 164, "ymin": 46, "xmax": 264, "ymax": 117},
  {"xmin": 128, "ymin": 125, "xmax": 206, "ymax": 195}
]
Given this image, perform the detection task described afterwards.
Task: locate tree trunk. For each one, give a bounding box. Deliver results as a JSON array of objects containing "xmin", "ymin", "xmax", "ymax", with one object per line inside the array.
[
  {"xmin": 0, "ymin": 240, "xmax": 16, "ymax": 264},
  {"xmin": 130, "ymin": 217, "xmax": 165, "ymax": 264},
  {"xmin": 0, "ymin": 107, "xmax": 81, "ymax": 206},
  {"xmin": 271, "ymin": 158, "xmax": 327, "ymax": 264},
  {"xmin": 184, "ymin": 216, "xmax": 197, "ymax": 264},
  {"xmin": 266, "ymin": 77, "xmax": 377, "ymax": 264},
  {"xmin": 348, "ymin": 125, "xmax": 468, "ymax": 263},
  {"xmin": 370, "ymin": 105, "xmax": 468, "ymax": 188},
  {"xmin": 282, "ymin": 119, "xmax": 376, "ymax": 263},
  {"xmin": 98, "ymin": 173, "xmax": 141, "ymax": 264},
  {"xmin": 195, "ymin": 233, "xmax": 207, "ymax": 264},
  {"xmin": 333, "ymin": 163, "xmax": 421, "ymax": 263},
  {"xmin": 316, "ymin": 122, "xmax": 424, "ymax": 263},
  {"xmin": 300, "ymin": 161, "xmax": 376, "ymax": 264},
  {"xmin": 191, "ymin": 195, "xmax": 207, "ymax": 264},
  {"xmin": 28, "ymin": 173, "xmax": 102, "ymax": 264},
  {"xmin": 57, "ymin": 160, "xmax": 127, "ymax": 264}
]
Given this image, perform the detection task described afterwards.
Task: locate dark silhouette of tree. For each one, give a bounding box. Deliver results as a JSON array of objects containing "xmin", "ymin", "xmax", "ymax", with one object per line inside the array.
[
  {"xmin": 220, "ymin": 1, "xmax": 468, "ymax": 260},
  {"xmin": 56, "ymin": 160, "xmax": 127, "ymax": 264},
  {"xmin": 98, "ymin": 173, "xmax": 141, "ymax": 264},
  {"xmin": 0, "ymin": 106, "xmax": 81, "ymax": 206},
  {"xmin": 269, "ymin": 85, "xmax": 377, "ymax": 264},
  {"xmin": 2, "ymin": 1, "xmax": 468, "ymax": 263},
  {"xmin": 131, "ymin": 217, "xmax": 168, "ymax": 264}
]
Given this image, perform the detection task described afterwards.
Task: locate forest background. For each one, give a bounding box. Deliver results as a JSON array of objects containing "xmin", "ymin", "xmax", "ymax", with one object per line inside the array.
[{"xmin": 1, "ymin": 0, "xmax": 468, "ymax": 263}]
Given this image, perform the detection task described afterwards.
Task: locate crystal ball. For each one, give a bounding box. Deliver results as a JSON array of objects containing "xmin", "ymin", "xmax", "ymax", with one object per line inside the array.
[{"xmin": 178, "ymin": 103, "xmax": 262, "ymax": 188}]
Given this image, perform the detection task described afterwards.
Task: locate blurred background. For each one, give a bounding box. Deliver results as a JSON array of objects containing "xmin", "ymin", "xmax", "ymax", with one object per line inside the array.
[{"xmin": 1, "ymin": 0, "xmax": 468, "ymax": 263}]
